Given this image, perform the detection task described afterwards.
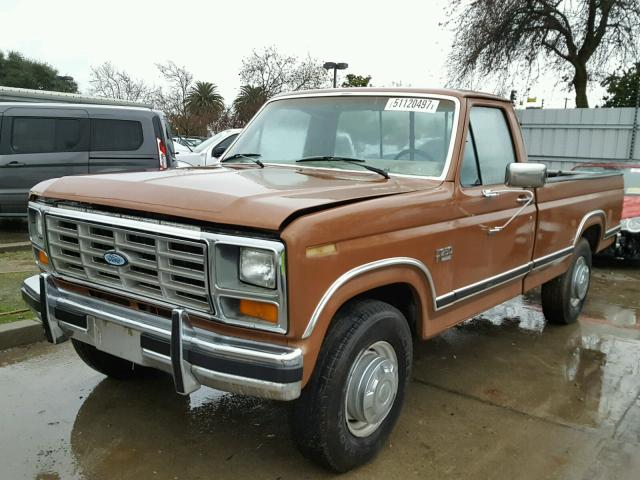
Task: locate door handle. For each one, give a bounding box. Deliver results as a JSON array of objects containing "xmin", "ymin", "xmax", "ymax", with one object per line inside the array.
[
  {"xmin": 4, "ymin": 161, "xmax": 26, "ymax": 167},
  {"xmin": 481, "ymin": 189, "xmax": 535, "ymax": 235}
]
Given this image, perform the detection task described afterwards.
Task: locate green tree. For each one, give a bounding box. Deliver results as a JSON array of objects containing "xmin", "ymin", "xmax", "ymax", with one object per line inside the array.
[
  {"xmin": 601, "ymin": 63, "xmax": 639, "ymax": 107},
  {"xmin": 341, "ymin": 74, "xmax": 372, "ymax": 88},
  {"xmin": 187, "ymin": 81, "xmax": 225, "ymax": 116},
  {"xmin": 233, "ymin": 85, "xmax": 269, "ymax": 126},
  {"xmin": 0, "ymin": 50, "xmax": 78, "ymax": 93},
  {"xmin": 447, "ymin": 0, "xmax": 640, "ymax": 108}
]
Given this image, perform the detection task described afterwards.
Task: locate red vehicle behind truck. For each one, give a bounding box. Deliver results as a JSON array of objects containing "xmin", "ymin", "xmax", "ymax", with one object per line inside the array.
[{"xmin": 572, "ymin": 163, "xmax": 640, "ymax": 259}]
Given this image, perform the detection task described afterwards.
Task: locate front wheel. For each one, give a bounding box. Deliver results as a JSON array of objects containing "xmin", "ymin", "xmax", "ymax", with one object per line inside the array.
[
  {"xmin": 292, "ymin": 299, "xmax": 413, "ymax": 472},
  {"xmin": 541, "ymin": 238, "xmax": 592, "ymax": 325}
]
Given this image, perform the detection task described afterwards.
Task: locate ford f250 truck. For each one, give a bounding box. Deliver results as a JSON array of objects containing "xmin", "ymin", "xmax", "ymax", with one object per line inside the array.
[{"xmin": 22, "ymin": 88, "xmax": 623, "ymax": 472}]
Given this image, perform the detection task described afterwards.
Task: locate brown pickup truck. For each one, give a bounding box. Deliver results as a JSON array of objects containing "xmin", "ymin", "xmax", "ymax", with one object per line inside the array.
[{"xmin": 22, "ymin": 88, "xmax": 623, "ymax": 472}]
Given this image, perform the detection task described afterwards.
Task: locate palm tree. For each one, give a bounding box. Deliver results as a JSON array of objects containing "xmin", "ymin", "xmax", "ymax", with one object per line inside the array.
[
  {"xmin": 233, "ymin": 85, "xmax": 269, "ymax": 126},
  {"xmin": 186, "ymin": 81, "xmax": 225, "ymax": 117}
]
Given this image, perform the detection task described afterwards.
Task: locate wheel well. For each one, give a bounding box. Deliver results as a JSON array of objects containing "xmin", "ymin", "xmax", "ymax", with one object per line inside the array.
[
  {"xmin": 352, "ymin": 283, "xmax": 421, "ymax": 335},
  {"xmin": 582, "ymin": 224, "xmax": 601, "ymax": 252}
]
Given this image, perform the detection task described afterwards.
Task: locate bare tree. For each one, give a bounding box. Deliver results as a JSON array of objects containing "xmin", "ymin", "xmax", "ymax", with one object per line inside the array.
[
  {"xmin": 89, "ymin": 62, "xmax": 156, "ymax": 104},
  {"xmin": 239, "ymin": 46, "xmax": 328, "ymax": 98},
  {"xmin": 156, "ymin": 61, "xmax": 196, "ymax": 135},
  {"xmin": 446, "ymin": 0, "xmax": 640, "ymax": 107}
]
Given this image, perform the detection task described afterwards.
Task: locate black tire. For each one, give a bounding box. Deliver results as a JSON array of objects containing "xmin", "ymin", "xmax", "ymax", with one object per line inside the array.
[
  {"xmin": 541, "ymin": 238, "xmax": 592, "ymax": 325},
  {"xmin": 71, "ymin": 339, "xmax": 152, "ymax": 380},
  {"xmin": 292, "ymin": 299, "xmax": 413, "ymax": 472}
]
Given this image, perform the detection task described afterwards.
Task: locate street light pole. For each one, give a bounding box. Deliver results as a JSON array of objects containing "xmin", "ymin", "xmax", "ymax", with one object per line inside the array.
[{"xmin": 323, "ymin": 62, "xmax": 348, "ymax": 88}]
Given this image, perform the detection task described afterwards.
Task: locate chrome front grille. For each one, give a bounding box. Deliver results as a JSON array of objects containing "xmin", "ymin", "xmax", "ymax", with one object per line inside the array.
[{"xmin": 45, "ymin": 215, "xmax": 211, "ymax": 312}]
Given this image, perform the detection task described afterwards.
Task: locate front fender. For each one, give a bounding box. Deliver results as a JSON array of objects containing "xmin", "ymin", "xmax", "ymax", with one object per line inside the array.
[{"xmin": 289, "ymin": 260, "xmax": 435, "ymax": 387}]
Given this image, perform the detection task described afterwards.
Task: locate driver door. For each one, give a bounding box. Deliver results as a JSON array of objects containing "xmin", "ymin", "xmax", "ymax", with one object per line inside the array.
[{"xmin": 446, "ymin": 102, "xmax": 536, "ymax": 308}]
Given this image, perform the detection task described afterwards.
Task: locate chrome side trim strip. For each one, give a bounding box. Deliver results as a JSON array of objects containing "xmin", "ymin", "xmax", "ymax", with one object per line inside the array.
[
  {"xmin": 531, "ymin": 246, "xmax": 574, "ymax": 270},
  {"xmin": 303, "ymin": 245, "xmax": 578, "ymax": 338},
  {"xmin": 302, "ymin": 257, "xmax": 437, "ymax": 339},
  {"xmin": 435, "ymin": 263, "xmax": 531, "ymax": 309},
  {"xmin": 604, "ymin": 225, "xmax": 621, "ymax": 239}
]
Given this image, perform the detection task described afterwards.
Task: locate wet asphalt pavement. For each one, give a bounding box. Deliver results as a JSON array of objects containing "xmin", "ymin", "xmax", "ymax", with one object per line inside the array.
[{"xmin": 1, "ymin": 258, "xmax": 639, "ymax": 480}]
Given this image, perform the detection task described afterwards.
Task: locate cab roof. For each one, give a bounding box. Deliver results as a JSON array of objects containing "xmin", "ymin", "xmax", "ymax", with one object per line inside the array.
[{"xmin": 274, "ymin": 87, "xmax": 509, "ymax": 102}]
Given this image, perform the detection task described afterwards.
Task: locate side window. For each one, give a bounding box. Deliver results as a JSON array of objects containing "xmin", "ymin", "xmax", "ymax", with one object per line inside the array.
[
  {"xmin": 10, "ymin": 117, "xmax": 83, "ymax": 154},
  {"xmin": 91, "ymin": 119, "xmax": 143, "ymax": 151},
  {"xmin": 468, "ymin": 107, "xmax": 516, "ymax": 185},
  {"xmin": 459, "ymin": 130, "xmax": 481, "ymax": 187},
  {"xmin": 214, "ymin": 134, "xmax": 237, "ymax": 152}
]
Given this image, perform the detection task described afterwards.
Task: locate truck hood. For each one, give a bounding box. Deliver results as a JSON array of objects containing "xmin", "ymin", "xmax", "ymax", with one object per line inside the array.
[
  {"xmin": 33, "ymin": 166, "xmax": 436, "ymax": 231},
  {"xmin": 622, "ymin": 195, "xmax": 640, "ymax": 220}
]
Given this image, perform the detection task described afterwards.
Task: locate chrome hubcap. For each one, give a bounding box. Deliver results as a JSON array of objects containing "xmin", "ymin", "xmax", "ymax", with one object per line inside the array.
[
  {"xmin": 345, "ymin": 340, "xmax": 398, "ymax": 438},
  {"xmin": 570, "ymin": 256, "xmax": 590, "ymax": 307}
]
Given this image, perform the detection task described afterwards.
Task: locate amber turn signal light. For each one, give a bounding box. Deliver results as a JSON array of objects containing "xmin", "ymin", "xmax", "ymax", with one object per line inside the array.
[
  {"xmin": 239, "ymin": 299, "xmax": 278, "ymax": 324},
  {"xmin": 36, "ymin": 249, "xmax": 49, "ymax": 265}
]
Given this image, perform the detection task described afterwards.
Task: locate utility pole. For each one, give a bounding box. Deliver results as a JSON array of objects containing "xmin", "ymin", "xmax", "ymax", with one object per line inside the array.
[{"xmin": 630, "ymin": 61, "xmax": 640, "ymax": 160}]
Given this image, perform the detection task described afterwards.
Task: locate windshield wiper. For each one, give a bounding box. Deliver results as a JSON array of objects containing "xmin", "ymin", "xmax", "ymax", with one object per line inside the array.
[
  {"xmin": 220, "ymin": 153, "xmax": 264, "ymax": 168},
  {"xmin": 295, "ymin": 156, "xmax": 389, "ymax": 179}
]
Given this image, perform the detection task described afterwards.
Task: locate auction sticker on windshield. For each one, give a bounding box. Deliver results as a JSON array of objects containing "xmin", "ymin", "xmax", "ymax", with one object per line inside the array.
[{"xmin": 385, "ymin": 97, "xmax": 440, "ymax": 113}]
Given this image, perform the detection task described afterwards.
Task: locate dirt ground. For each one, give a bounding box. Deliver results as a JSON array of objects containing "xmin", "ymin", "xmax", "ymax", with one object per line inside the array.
[{"xmin": 1, "ymin": 256, "xmax": 639, "ymax": 479}]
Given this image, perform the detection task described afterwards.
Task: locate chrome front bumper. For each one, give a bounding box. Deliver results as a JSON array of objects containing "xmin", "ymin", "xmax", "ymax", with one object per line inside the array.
[{"xmin": 21, "ymin": 274, "xmax": 302, "ymax": 401}]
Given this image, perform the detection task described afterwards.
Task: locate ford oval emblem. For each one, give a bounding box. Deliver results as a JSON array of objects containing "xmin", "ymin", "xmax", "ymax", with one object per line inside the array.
[{"xmin": 103, "ymin": 251, "xmax": 128, "ymax": 267}]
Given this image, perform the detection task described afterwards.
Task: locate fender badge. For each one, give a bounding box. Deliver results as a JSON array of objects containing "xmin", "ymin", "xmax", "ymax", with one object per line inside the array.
[{"xmin": 435, "ymin": 246, "xmax": 453, "ymax": 262}]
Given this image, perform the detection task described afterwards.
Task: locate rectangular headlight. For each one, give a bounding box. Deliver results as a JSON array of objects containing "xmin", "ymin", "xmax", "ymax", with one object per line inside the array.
[{"xmin": 239, "ymin": 247, "xmax": 276, "ymax": 289}]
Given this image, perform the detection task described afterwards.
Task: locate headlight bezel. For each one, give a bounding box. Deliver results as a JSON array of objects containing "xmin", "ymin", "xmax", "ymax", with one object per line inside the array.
[
  {"xmin": 28, "ymin": 203, "xmax": 52, "ymax": 271},
  {"xmin": 28, "ymin": 205, "xmax": 45, "ymax": 248},
  {"xmin": 211, "ymin": 236, "xmax": 287, "ymax": 334}
]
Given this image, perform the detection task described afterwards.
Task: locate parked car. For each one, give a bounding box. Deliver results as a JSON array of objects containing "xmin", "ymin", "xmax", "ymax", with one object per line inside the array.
[
  {"xmin": 175, "ymin": 129, "xmax": 241, "ymax": 167},
  {"xmin": 0, "ymin": 103, "xmax": 176, "ymax": 217},
  {"xmin": 183, "ymin": 136, "xmax": 206, "ymax": 147},
  {"xmin": 572, "ymin": 163, "xmax": 640, "ymax": 259},
  {"xmin": 22, "ymin": 88, "xmax": 623, "ymax": 472},
  {"xmin": 171, "ymin": 139, "xmax": 193, "ymax": 155}
]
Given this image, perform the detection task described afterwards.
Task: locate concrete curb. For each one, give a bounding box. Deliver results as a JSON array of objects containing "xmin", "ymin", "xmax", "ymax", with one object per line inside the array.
[
  {"xmin": 0, "ymin": 319, "xmax": 44, "ymax": 350},
  {"xmin": 0, "ymin": 241, "xmax": 31, "ymax": 253}
]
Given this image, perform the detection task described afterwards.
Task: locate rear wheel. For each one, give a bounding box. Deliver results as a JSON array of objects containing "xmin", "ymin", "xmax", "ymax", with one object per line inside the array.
[
  {"xmin": 292, "ymin": 299, "xmax": 412, "ymax": 472},
  {"xmin": 541, "ymin": 238, "xmax": 592, "ymax": 325},
  {"xmin": 72, "ymin": 339, "xmax": 152, "ymax": 379}
]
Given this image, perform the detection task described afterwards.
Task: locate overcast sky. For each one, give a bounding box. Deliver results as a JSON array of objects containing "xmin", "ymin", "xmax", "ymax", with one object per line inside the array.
[{"xmin": 0, "ymin": 0, "xmax": 605, "ymax": 108}]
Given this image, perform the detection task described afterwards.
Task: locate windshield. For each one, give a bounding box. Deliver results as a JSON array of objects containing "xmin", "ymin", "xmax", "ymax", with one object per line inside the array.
[
  {"xmin": 193, "ymin": 131, "xmax": 228, "ymax": 153},
  {"xmin": 223, "ymin": 95, "xmax": 457, "ymax": 178},
  {"xmin": 574, "ymin": 166, "xmax": 640, "ymax": 195}
]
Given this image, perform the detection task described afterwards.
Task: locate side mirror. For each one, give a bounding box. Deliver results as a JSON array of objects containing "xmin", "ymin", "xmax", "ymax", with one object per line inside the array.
[
  {"xmin": 212, "ymin": 146, "xmax": 227, "ymax": 158},
  {"xmin": 505, "ymin": 162, "xmax": 547, "ymax": 188}
]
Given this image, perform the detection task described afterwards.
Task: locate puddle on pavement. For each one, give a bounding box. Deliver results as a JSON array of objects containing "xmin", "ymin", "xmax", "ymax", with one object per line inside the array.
[{"xmin": 414, "ymin": 258, "xmax": 640, "ymax": 431}]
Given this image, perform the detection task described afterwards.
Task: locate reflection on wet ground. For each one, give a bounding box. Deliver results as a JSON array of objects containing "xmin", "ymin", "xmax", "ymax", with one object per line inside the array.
[{"xmin": 1, "ymin": 258, "xmax": 639, "ymax": 479}]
